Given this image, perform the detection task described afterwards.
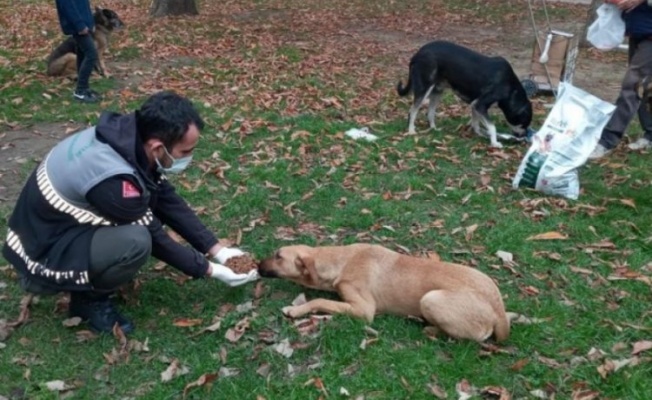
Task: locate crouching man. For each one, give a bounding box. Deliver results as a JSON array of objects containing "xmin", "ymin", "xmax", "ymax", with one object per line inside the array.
[{"xmin": 2, "ymin": 91, "xmax": 258, "ymax": 334}]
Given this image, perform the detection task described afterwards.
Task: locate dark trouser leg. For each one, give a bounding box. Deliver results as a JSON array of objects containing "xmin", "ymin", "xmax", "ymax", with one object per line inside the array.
[
  {"xmin": 72, "ymin": 33, "xmax": 98, "ymax": 92},
  {"xmin": 88, "ymin": 225, "xmax": 152, "ymax": 291},
  {"xmin": 70, "ymin": 225, "xmax": 151, "ymax": 334},
  {"xmin": 600, "ymin": 39, "xmax": 652, "ymax": 149},
  {"xmin": 638, "ymin": 85, "xmax": 652, "ymax": 142}
]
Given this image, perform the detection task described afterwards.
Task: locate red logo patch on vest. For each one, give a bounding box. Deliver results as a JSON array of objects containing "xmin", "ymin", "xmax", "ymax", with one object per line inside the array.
[{"xmin": 122, "ymin": 181, "xmax": 141, "ymax": 198}]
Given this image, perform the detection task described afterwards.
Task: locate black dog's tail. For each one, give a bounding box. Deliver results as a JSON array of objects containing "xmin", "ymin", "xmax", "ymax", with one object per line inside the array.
[{"xmin": 396, "ymin": 64, "xmax": 413, "ymax": 97}]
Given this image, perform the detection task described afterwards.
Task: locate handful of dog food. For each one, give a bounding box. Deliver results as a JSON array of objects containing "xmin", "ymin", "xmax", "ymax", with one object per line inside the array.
[{"xmin": 224, "ymin": 254, "xmax": 259, "ymax": 274}]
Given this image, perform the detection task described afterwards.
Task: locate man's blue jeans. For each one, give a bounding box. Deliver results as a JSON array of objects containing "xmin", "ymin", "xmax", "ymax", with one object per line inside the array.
[{"xmin": 72, "ymin": 33, "xmax": 98, "ymax": 92}]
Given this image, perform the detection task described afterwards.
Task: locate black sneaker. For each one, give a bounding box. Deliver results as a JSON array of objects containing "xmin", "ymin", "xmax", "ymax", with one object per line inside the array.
[
  {"xmin": 69, "ymin": 293, "xmax": 134, "ymax": 334},
  {"xmin": 73, "ymin": 89, "xmax": 101, "ymax": 103}
]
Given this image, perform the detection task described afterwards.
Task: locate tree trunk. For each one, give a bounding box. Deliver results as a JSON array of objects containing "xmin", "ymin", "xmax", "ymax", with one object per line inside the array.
[
  {"xmin": 579, "ymin": 0, "xmax": 602, "ymax": 48},
  {"xmin": 150, "ymin": 0, "xmax": 199, "ymax": 17}
]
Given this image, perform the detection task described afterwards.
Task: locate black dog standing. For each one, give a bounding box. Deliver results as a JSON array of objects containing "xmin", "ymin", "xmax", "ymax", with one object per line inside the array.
[{"xmin": 397, "ymin": 41, "xmax": 533, "ymax": 148}]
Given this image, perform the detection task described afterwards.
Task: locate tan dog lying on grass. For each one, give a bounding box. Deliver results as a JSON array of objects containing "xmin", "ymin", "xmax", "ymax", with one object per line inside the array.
[{"xmin": 259, "ymin": 244, "xmax": 510, "ymax": 342}]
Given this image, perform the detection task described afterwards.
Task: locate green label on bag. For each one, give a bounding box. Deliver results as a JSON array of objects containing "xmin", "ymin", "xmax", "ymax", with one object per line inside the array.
[{"xmin": 518, "ymin": 152, "xmax": 548, "ymax": 189}]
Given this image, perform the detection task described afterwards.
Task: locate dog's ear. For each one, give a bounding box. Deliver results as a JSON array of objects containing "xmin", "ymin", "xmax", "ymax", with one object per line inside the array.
[{"xmin": 295, "ymin": 254, "xmax": 319, "ymax": 284}]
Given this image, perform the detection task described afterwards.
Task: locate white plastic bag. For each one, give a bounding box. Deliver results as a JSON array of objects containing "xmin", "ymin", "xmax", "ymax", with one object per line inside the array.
[
  {"xmin": 345, "ymin": 127, "xmax": 378, "ymax": 141},
  {"xmin": 512, "ymin": 82, "xmax": 616, "ymax": 200},
  {"xmin": 587, "ymin": 3, "xmax": 625, "ymax": 50}
]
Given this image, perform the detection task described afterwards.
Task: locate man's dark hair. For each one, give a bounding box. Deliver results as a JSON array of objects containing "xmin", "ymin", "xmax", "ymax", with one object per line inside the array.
[{"xmin": 135, "ymin": 91, "xmax": 205, "ymax": 148}]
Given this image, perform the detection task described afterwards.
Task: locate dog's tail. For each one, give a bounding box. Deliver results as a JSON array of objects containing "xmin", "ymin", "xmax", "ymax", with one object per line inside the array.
[
  {"xmin": 396, "ymin": 64, "xmax": 413, "ymax": 97},
  {"xmin": 493, "ymin": 310, "xmax": 512, "ymax": 342}
]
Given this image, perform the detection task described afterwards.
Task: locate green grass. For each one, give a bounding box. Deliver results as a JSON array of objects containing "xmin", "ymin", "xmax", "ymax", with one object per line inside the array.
[
  {"xmin": 276, "ymin": 45, "xmax": 303, "ymax": 63},
  {"xmin": 1, "ymin": 0, "xmax": 652, "ymax": 399},
  {"xmin": 116, "ymin": 46, "xmax": 142, "ymax": 61}
]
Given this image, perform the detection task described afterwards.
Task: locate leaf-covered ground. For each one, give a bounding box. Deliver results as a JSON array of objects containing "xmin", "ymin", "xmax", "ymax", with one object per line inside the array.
[{"xmin": 1, "ymin": 0, "xmax": 651, "ymax": 399}]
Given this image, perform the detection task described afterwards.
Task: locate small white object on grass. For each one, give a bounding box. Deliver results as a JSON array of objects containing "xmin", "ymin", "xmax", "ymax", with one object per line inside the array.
[{"xmin": 345, "ymin": 127, "xmax": 378, "ymax": 142}]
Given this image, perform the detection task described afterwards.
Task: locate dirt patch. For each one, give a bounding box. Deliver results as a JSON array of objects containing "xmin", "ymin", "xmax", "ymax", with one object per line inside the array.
[{"xmin": 0, "ymin": 123, "xmax": 82, "ymax": 206}]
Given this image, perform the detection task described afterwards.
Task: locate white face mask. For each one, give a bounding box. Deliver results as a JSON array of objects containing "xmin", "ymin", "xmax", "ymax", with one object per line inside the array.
[{"xmin": 156, "ymin": 145, "xmax": 192, "ymax": 174}]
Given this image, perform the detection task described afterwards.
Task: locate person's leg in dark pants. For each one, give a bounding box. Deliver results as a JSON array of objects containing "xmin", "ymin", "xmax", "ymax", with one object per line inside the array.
[
  {"xmin": 629, "ymin": 40, "xmax": 652, "ymax": 150},
  {"xmin": 594, "ymin": 39, "xmax": 652, "ymax": 155},
  {"xmin": 72, "ymin": 33, "xmax": 100, "ymax": 103},
  {"xmin": 69, "ymin": 225, "xmax": 151, "ymax": 334}
]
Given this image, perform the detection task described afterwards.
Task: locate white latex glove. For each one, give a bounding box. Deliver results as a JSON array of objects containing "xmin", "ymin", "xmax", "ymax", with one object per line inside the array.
[
  {"xmin": 208, "ymin": 262, "xmax": 259, "ymax": 287},
  {"xmin": 213, "ymin": 247, "xmax": 245, "ymax": 264}
]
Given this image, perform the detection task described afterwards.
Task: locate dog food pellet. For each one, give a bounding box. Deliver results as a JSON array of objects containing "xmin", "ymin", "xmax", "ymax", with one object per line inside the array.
[{"xmin": 225, "ymin": 255, "xmax": 259, "ymax": 274}]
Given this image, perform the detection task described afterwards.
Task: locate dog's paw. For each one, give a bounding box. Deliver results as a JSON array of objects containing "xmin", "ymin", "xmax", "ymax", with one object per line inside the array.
[
  {"xmin": 281, "ymin": 305, "xmax": 300, "ymax": 318},
  {"xmin": 490, "ymin": 142, "xmax": 504, "ymax": 149}
]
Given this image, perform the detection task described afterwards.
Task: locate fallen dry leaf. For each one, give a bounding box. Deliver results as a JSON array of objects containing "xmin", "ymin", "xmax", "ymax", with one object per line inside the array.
[
  {"xmin": 6, "ymin": 294, "xmax": 33, "ymax": 329},
  {"xmin": 619, "ymin": 198, "xmax": 636, "ymax": 209},
  {"xmin": 481, "ymin": 386, "xmax": 511, "ymax": 400},
  {"xmin": 359, "ymin": 337, "xmax": 378, "ymax": 350},
  {"xmin": 102, "ymin": 323, "xmax": 130, "ymax": 365},
  {"xmin": 114, "ymin": 322, "xmax": 128, "ymax": 349},
  {"xmin": 510, "ymin": 358, "xmax": 529, "ymax": 371},
  {"xmin": 465, "ymin": 224, "xmax": 478, "ymax": 241},
  {"xmin": 529, "ymin": 389, "xmax": 549, "ymax": 399},
  {"xmin": 190, "ymin": 318, "xmax": 223, "ymax": 338},
  {"xmin": 427, "ymin": 381, "xmax": 448, "ymax": 399},
  {"xmin": 45, "ymin": 380, "xmax": 67, "ymax": 391},
  {"xmin": 294, "ymin": 315, "xmax": 330, "ymax": 336},
  {"xmin": 173, "ymin": 318, "xmax": 203, "ymax": 328},
  {"xmin": 161, "ymin": 359, "xmax": 179, "ymax": 382},
  {"xmin": 571, "ymin": 389, "xmax": 601, "ymax": 400},
  {"xmin": 182, "ymin": 372, "xmax": 218, "ymax": 398},
  {"xmin": 527, "ymin": 231, "xmax": 568, "ymax": 241},
  {"xmin": 291, "ymin": 293, "xmax": 308, "ymax": 306},
  {"xmin": 62, "ymin": 317, "xmax": 82, "ymax": 328},
  {"xmin": 160, "ymin": 359, "xmax": 189, "ymax": 382},
  {"xmin": 75, "ymin": 330, "xmax": 97, "ymax": 343},
  {"xmin": 272, "ymin": 338, "xmax": 294, "ymax": 358},
  {"xmin": 538, "ymin": 355, "xmax": 563, "ymax": 368},
  {"xmin": 597, "ymin": 358, "xmax": 635, "ymax": 378},
  {"xmin": 219, "ymin": 367, "xmax": 240, "ymax": 378},
  {"xmin": 256, "ymin": 363, "xmax": 271, "ymax": 378},
  {"xmin": 225, "ymin": 317, "xmax": 250, "ymax": 342},
  {"xmin": 632, "ymin": 340, "xmax": 652, "ymax": 355},
  {"xmin": 455, "ymin": 379, "xmax": 477, "ymax": 400},
  {"xmin": 496, "ymin": 250, "xmax": 514, "ymax": 265}
]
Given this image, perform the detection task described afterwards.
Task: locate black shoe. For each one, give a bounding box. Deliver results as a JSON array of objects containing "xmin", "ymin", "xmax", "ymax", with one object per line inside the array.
[
  {"xmin": 73, "ymin": 89, "xmax": 101, "ymax": 103},
  {"xmin": 69, "ymin": 293, "xmax": 134, "ymax": 334}
]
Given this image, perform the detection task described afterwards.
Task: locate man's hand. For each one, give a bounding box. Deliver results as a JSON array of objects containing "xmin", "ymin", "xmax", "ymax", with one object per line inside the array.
[
  {"xmin": 612, "ymin": 0, "xmax": 645, "ymax": 11},
  {"xmin": 207, "ymin": 262, "xmax": 259, "ymax": 287},
  {"xmin": 213, "ymin": 247, "xmax": 245, "ymax": 264},
  {"xmin": 78, "ymin": 27, "xmax": 89, "ymax": 35}
]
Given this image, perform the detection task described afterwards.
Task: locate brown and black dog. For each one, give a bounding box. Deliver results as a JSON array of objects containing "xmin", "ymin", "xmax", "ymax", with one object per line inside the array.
[
  {"xmin": 259, "ymin": 244, "xmax": 510, "ymax": 342},
  {"xmin": 46, "ymin": 7, "xmax": 124, "ymax": 78}
]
